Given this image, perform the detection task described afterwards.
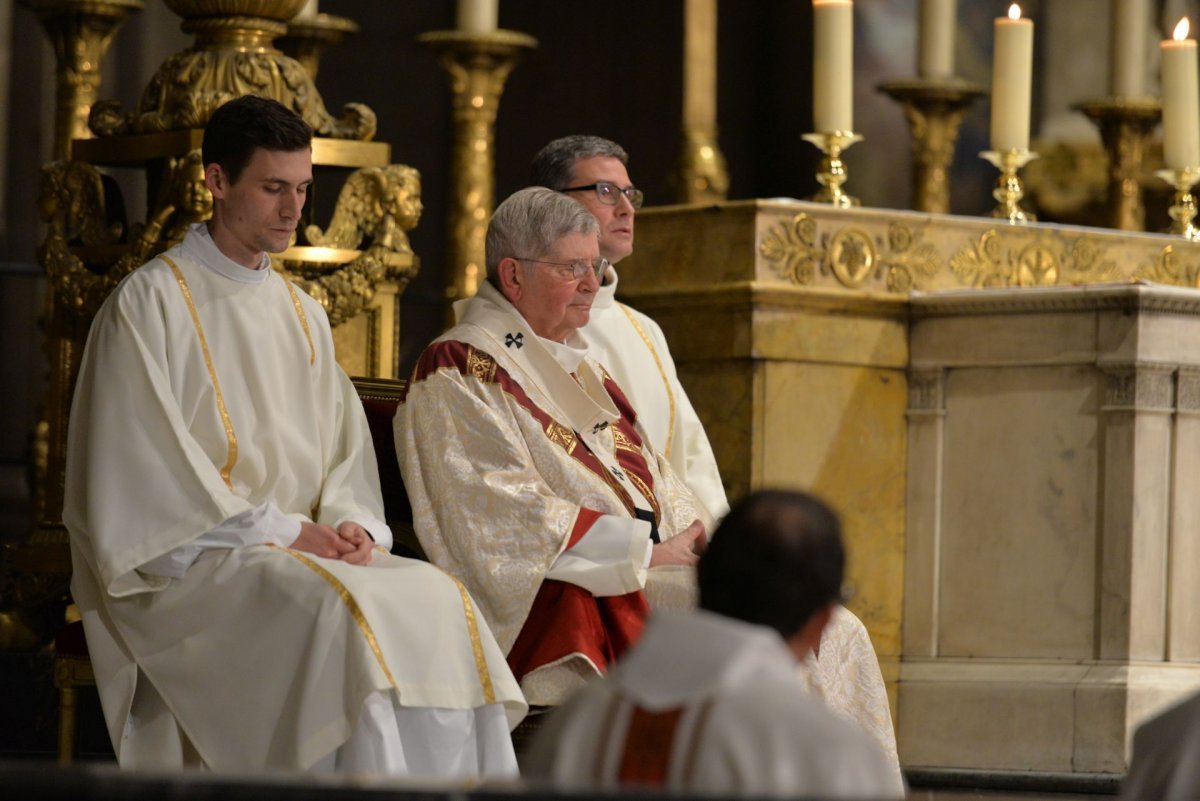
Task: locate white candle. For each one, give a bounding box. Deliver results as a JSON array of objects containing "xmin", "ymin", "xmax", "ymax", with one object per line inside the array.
[
  {"xmin": 1162, "ymin": 18, "xmax": 1200, "ymax": 169},
  {"xmin": 684, "ymin": 0, "xmax": 718, "ymax": 131},
  {"xmin": 296, "ymin": 0, "xmax": 318, "ymax": 18},
  {"xmin": 1110, "ymin": 0, "xmax": 1148, "ymax": 96},
  {"xmin": 813, "ymin": 0, "xmax": 853, "ymax": 133},
  {"xmin": 457, "ymin": 0, "xmax": 498, "ymax": 34},
  {"xmin": 918, "ymin": 0, "xmax": 956, "ymax": 79},
  {"xmin": 990, "ymin": 4, "xmax": 1033, "ymax": 152}
]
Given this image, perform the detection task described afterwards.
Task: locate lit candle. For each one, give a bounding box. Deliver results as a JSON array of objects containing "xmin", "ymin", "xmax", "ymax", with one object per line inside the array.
[
  {"xmin": 918, "ymin": 0, "xmax": 956, "ymax": 79},
  {"xmin": 1110, "ymin": 0, "xmax": 1148, "ymax": 96},
  {"xmin": 457, "ymin": 0, "xmax": 498, "ymax": 34},
  {"xmin": 813, "ymin": 0, "xmax": 853, "ymax": 133},
  {"xmin": 1161, "ymin": 18, "xmax": 1200, "ymax": 170},
  {"xmin": 296, "ymin": 0, "xmax": 318, "ymax": 18},
  {"xmin": 990, "ymin": 3, "xmax": 1033, "ymax": 152},
  {"xmin": 683, "ymin": 0, "xmax": 718, "ymax": 131}
]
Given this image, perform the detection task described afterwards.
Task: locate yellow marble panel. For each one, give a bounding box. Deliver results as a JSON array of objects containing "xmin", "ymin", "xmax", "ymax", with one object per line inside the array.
[
  {"xmin": 674, "ymin": 361, "xmax": 759, "ymax": 505},
  {"xmin": 758, "ymin": 362, "xmax": 908, "ymax": 662}
]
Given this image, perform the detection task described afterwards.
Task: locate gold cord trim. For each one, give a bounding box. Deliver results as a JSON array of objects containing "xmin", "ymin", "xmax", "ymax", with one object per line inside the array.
[
  {"xmin": 447, "ymin": 573, "xmax": 497, "ymax": 705},
  {"xmin": 273, "ymin": 546, "xmax": 400, "ymax": 690},
  {"xmin": 163, "ymin": 255, "xmax": 238, "ymax": 489},
  {"xmin": 285, "ymin": 281, "xmax": 316, "ymax": 366},
  {"xmin": 618, "ymin": 304, "xmax": 676, "ymax": 459}
]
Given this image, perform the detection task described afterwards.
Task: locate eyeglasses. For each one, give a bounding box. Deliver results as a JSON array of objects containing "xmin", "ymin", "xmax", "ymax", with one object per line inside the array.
[
  {"xmin": 515, "ymin": 256, "xmax": 610, "ymax": 282},
  {"xmin": 560, "ymin": 181, "xmax": 644, "ymax": 210}
]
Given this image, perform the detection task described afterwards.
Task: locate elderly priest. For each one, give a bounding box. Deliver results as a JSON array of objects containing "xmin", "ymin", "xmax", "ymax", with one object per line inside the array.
[
  {"xmin": 396, "ymin": 187, "xmax": 711, "ymax": 707},
  {"xmin": 65, "ymin": 95, "xmax": 525, "ymax": 776}
]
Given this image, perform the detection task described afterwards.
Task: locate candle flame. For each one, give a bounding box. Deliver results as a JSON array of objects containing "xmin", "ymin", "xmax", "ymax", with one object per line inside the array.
[
  {"xmin": 1008, "ymin": 3, "xmax": 1021, "ymax": 20},
  {"xmin": 1175, "ymin": 17, "xmax": 1190, "ymax": 41}
]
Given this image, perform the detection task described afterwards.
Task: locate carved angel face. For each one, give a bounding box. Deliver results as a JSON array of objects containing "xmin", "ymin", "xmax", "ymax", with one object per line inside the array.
[{"xmin": 382, "ymin": 167, "xmax": 423, "ymax": 229}]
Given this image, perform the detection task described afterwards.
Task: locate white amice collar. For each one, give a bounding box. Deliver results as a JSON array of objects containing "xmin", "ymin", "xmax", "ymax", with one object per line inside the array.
[
  {"xmin": 184, "ymin": 222, "xmax": 272, "ymax": 284},
  {"xmin": 591, "ymin": 264, "xmax": 619, "ymax": 310},
  {"xmin": 539, "ymin": 330, "xmax": 589, "ymax": 374},
  {"xmin": 469, "ymin": 281, "xmax": 591, "ymax": 372}
]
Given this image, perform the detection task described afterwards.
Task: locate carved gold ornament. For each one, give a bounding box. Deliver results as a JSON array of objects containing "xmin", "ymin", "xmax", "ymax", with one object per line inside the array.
[
  {"xmin": 950, "ymin": 230, "xmax": 1121, "ymax": 289},
  {"xmin": 88, "ymin": 0, "xmax": 375, "ymax": 140},
  {"xmin": 1142, "ymin": 245, "xmax": 1200, "ymax": 288},
  {"xmin": 306, "ymin": 165, "xmax": 422, "ymax": 254},
  {"xmin": 761, "ymin": 213, "xmax": 943, "ymax": 292},
  {"xmin": 761, "ymin": 213, "xmax": 822, "ymax": 286},
  {"xmin": 882, "ymin": 223, "xmax": 941, "ymax": 292}
]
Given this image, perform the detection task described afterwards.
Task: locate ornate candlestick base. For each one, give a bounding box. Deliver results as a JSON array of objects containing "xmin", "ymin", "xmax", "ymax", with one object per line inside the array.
[
  {"xmin": 279, "ymin": 12, "xmax": 359, "ymax": 81},
  {"xmin": 418, "ymin": 29, "xmax": 537, "ymax": 315},
  {"xmin": 879, "ymin": 78, "xmax": 986, "ymax": 214},
  {"xmin": 981, "ymin": 149, "xmax": 1038, "ymax": 223},
  {"xmin": 1156, "ymin": 167, "xmax": 1200, "ymax": 240},
  {"xmin": 22, "ymin": 0, "xmax": 144, "ymax": 160},
  {"xmin": 803, "ymin": 131, "xmax": 864, "ymax": 207},
  {"xmin": 1074, "ymin": 97, "xmax": 1162, "ymax": 232},
  {"xmin": 677, "ymin": 127, "xmax": 729, "ymax": 204}
]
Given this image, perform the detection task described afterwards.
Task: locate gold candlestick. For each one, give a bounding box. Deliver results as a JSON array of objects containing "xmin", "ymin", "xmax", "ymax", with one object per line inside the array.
[
  {"xmin": 1156, "ymin": 167, "xmax": 1200, "ymax": 240},
  {"xmin": 677, "ymin": 128, "xmax": 730, "ymax": 203},
  {"xmin": 878, "ymin": 78, "xmax": 986, "ymax": 214},
  {"xmin": 21, "ymin": 0, "xmax": 144, "ymax": 161},
  {"xmin": 1074, "ymin": 97, "xmax": 1162, "ymax": 232},
  {"xmin": 419, "ymin": 29, "xmax": 537, "ymax": 318},
  {"xmin": 279, "ymin": 12, "xmax": 359, "ymax": 81},
  {"xmin": 803, "ymin": 131, "xmax": 864, "ymax": 207},
  {"xmin": 981, "ymin": 148, "xmax": 1038, "ymax": 223}
]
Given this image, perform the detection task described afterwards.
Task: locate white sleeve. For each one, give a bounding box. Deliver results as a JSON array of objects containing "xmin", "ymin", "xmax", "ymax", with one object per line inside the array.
[
  {"xmin": 545, "ymin": 515, "xmax": 653, "ymax": 596},
  {"xmin": 138, "ymin": 501, "xmax": 300, "ymax": 578}
]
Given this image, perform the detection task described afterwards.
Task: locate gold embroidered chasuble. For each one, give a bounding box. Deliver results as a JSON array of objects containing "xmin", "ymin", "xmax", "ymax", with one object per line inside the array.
[
  {"xmin": 64, "ymin": 228, "xmax": 524, "ymax": 771},
  {"xmin": 396, "ymin": 282, "xmax": 710, "ymax": 703}
]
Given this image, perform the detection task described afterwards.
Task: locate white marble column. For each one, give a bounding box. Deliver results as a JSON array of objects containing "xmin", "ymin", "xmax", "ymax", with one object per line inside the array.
[{"xmin": 903, "ymin": 367, "xmax": 945, "ymax": 659}]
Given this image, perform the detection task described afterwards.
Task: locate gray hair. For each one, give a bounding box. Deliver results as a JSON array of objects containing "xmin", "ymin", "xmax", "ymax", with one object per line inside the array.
[
  {"xmin": 530, "ymin": 135, "xmax": 629, "ymax": 190},
  {"xmin": 485, "ymin": 187, "xmax": 599, "ymax": 283}
]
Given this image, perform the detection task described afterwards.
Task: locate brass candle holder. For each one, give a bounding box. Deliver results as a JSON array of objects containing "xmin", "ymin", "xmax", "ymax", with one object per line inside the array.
[
  {"xmin": 980, "ymin": 148, "xmax": 1038, "ymax": 223},
  {"xmin": 878, "ymin": 78, "xmax": 986, "ymax": 214},
  {"xmin": 418, "ymin": 29, "xmax": 537, "ymax": 317},
  {"xmin": 279, "ymin": 12, "xmax": 359, "ymax": 81},
  {"xmin": 1156, "ymin": 167, "xmax": 1200, "ymax": 240},
  {"xmin": 1074, "ymin": 97, "xmax": 1162, "ymax": 232},
  {"xmin": 803, "ymin": 131, "xmax": 864, "ymax": 207}
]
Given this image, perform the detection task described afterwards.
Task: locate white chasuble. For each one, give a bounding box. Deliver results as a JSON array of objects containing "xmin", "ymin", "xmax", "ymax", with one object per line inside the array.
[
  {"xmin": 65, "ymin": 226, "xmax": 525, "ymax": 772},
  {"xmin": 580, "ymin": 267, "xmax": 729, "ymax": 519},
  {"xmin": 396, "ymin": 282, "xmax": 709, "ymax": 705}
]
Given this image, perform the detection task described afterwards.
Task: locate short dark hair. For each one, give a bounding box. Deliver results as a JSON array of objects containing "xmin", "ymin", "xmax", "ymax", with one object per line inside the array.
[
  {"xmin": 697, "ymin": 490, "xmax": 845, "ymax": 640},
  {"xmin": 201, "ymin": 95, "xmax": 312, "ymax": 184},
  {"xmin": 531, "ymin": 135, "xmax": 629, "ymax": 190}
]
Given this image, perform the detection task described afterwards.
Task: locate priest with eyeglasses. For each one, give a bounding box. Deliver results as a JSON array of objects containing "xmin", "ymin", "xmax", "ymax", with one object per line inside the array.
[{"xmin": 395, "ymin": 187, "xmax": 711, "ymax": 708}]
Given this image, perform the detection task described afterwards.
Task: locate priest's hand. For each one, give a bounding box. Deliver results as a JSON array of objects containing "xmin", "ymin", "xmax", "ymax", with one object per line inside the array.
[
  {"xmin": 649, "ymin": 519, "xmax": 707, "ymax": 567},
  {"xmin": 336, "ymin": 521, "xmax": 374, "ymax": 566},
  {"xmin": 290, "ymin": 522, "xmax": 357, "ymax": 559}
]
